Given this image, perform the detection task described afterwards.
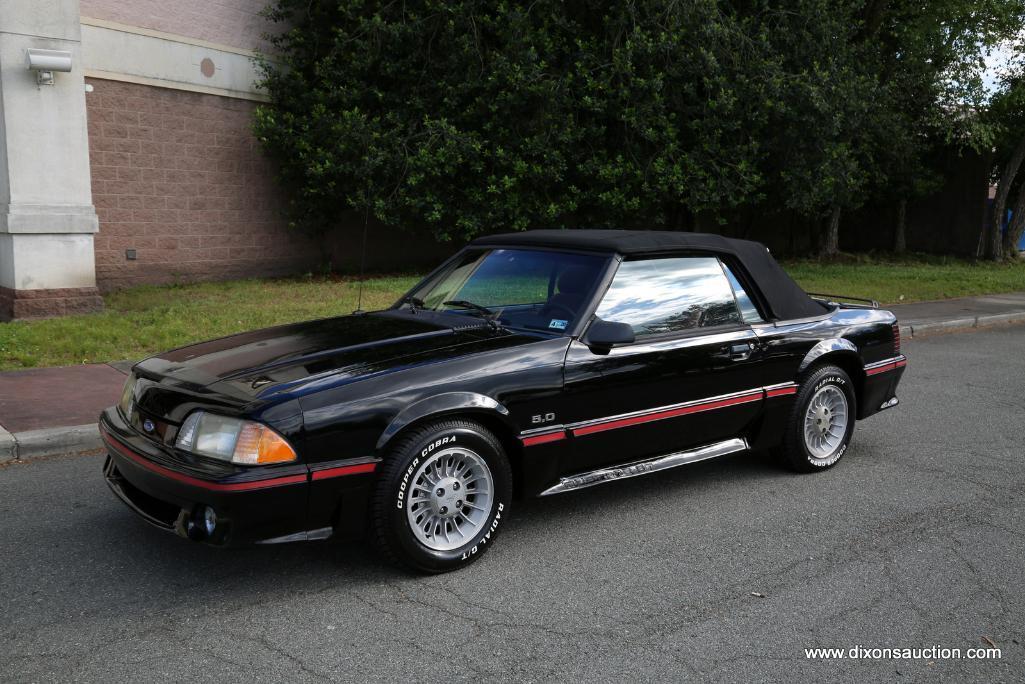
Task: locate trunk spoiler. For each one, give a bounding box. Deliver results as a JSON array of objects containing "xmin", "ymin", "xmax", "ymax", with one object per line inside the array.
[{"xmin": 806, "ymin": 292, "xmax": 880, "ymax": 309}]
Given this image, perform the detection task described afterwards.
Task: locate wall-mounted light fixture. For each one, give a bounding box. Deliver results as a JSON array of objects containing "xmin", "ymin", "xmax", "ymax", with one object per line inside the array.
[{"xmin": 26, "ymin": 49, "xmax": 73, "ymax": 86}]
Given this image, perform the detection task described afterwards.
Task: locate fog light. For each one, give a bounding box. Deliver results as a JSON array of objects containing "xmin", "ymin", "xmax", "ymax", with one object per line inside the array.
[
  {"xmin": 184, "ymin": 505, "xmax": 218, "ymax": 541},
  {"xmin": 202, "ymin": 506, "xmax": 217, "ymax": 536}
]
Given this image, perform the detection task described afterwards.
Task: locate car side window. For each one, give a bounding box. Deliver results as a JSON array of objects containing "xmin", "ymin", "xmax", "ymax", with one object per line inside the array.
[
  {"xmin": 720, "ymin": 262, "xmax": 765, "ymax": 324},
  {"xmin": 594, "ymin": 257, "xmax": 743, "ymax": 336}
]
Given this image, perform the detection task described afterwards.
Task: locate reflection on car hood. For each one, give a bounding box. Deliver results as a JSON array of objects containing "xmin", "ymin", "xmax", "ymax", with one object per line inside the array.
[{"xmin": 135, "ymin": 311, "xmax": 514, "ymax": 402}]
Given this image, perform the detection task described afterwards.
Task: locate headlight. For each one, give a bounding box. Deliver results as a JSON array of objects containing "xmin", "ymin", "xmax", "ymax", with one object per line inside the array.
[
  {"xmin": 119, "ymin": 373, "xmax": 136, "ymax": 419},
  {"xmin": 176, "ymin": 411, "xmax": 297, "ymax": 465}
]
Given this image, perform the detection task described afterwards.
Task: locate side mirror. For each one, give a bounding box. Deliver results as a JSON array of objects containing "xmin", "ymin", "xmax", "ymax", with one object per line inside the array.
[{"xmin": 583, "ymin": 319, "xmax": 635, "ymax": 354}]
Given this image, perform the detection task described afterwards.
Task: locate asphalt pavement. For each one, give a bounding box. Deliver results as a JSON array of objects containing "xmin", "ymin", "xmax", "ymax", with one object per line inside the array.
[{"xmin": 2, "ymin": 326, "xmax": 1024, "ymax": 682}]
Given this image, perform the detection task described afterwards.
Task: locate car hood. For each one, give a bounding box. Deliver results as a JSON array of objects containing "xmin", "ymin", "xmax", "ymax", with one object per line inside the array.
[{"xmin": 135, "ymin": 312, "xmax": 510, "ymax": 403}]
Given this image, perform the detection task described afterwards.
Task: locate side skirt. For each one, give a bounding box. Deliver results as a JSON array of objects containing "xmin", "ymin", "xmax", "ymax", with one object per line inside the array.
[{"xmin": 539, "ymin": 437, "xmax": 749, "ymax": 497}]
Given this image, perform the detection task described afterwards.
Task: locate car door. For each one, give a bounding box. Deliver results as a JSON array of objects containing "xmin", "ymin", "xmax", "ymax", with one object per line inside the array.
[{"xmin": 560, "ymin": 254, "xmax": 765, "ymax": 475}]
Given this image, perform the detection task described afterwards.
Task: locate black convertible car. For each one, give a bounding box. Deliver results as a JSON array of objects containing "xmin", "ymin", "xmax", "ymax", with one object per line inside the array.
[{"xmin": 101, "ymin": 230, "xmax": 906, "ymax": 572}]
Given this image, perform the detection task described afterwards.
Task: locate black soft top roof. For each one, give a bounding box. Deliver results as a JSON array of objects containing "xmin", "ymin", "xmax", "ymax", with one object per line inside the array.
[{"xmin": 471, "ymin": 229, "xmax": 825, "ymax": 321}]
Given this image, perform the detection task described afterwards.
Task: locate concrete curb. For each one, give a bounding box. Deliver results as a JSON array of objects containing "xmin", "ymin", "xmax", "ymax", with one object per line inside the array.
[
  {"xmin": 0, "ymin": 425, "xmax": 16, "ymax": 464},
  {"xmin": 2, "ymin": 424, "xmax": 103, "ymax": 463},
  {"xmin": 903, "ymin": 311, "xmax": 1025, "ymax": 339}
]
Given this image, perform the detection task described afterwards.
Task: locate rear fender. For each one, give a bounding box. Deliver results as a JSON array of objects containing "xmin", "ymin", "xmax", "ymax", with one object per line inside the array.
[{"xmin": 798, "ymin": 338, "xmax": 860, "ymax": 373}]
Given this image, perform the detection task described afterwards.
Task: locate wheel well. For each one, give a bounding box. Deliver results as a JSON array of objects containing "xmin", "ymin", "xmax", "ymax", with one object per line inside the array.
[
  {"xmin": 380, "ymin": 410, "xmax": 526, "ymax": 497},
  {"xmin": 806, "ymin": 352, "xmax": 865, "ymax": 414}
]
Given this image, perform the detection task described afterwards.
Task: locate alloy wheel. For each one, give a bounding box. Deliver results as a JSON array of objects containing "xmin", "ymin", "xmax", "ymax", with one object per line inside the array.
[
  {"xmin": 405, "ymin": 447, "xmax": 494, "ymax": 551},
  {"xmin": 803, "ymin": 385, "xmax": 849, "ymax": 459}
]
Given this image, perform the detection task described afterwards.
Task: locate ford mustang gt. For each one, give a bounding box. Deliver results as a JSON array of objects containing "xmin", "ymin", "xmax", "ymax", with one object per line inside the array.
[{"xmin": 101, "ymin": 230, "xmax": 906, "ymax": 572}]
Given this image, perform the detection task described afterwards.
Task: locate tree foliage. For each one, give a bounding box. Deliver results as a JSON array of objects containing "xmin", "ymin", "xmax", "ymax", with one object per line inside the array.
[{"xmin": 254, "ymin": 0, "xmax": 1025, "ymax": 251}]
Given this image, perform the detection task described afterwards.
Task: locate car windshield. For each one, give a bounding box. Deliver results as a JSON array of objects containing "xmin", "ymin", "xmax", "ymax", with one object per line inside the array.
[{"xmin": 401, "ymin": 248, "xmax": 608, "ymax": 333}]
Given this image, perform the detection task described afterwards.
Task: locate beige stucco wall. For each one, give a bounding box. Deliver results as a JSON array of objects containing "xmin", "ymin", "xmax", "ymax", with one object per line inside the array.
[
  {"xmin": 0, "ymin": 0, "xmax": 102, "ymax": 318},
  {"xmin": 79, "ymin": 0, "xmax": 275, "ymax": 53}
]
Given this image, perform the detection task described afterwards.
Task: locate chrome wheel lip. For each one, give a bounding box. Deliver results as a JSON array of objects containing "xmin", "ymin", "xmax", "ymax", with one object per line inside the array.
[
  {"xmin": 405, "ymin": 446, "xmax": 493, "ymax": 552},
  {"xmin": 803, "ymin": 384, "xmax": 849, "ymax": 459}
]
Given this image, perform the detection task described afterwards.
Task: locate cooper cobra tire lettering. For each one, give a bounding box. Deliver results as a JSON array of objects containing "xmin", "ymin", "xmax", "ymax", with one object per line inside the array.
[
  {"xmin": 778, "ymin": 364, "xmax": 856, "ymax": 474},
  {"xmin": 396, "ymin": 457, "xmax": 420, "ymax": 509},
  {"xmin": 371, "ymin": 420, "xmax": 512, "ymax": 573},
  {"xmin": 461, "ymin": 503, "xmax": 504, "ymax": 560},
  {"xmin": 421, "ymin": 435, "xmax": 456, "ymax": 458}
]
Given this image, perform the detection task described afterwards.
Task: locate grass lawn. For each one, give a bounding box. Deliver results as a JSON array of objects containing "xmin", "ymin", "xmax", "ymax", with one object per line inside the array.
[
  {"xmin": 0, "ymin": 275, "xmax": 420, "ymax": 372},
  {"xmin": 1, "ymin": 255, "xmax": 1023, "ymax": 371},
  {"xmin": 784, "ymin": 254, "xmax": 1025, "ymax": 304}
]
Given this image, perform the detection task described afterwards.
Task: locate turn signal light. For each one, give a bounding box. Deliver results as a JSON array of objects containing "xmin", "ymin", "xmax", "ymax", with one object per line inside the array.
[{"xmin": 233, "ymin": 422, "xmax": 298, "ymax": 465}]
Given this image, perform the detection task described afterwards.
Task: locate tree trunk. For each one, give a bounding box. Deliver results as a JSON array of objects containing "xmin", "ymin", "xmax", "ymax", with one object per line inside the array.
[
  {"xmin": 820, "ymin": 205, "xmax": 841, "ymax": 257},
  {"xmin": 1004, "ymin": 182, "xmax": 1025, "ymax": 258},
  {"xmin": 989, "ymin": 134, "xmax": 1025, "ymax": 261},
  {"xmin": 894, "ymin": 198, "xmax": 907, "ymax": 253},
  {"xmin": 682, "ymin": 207, "xmax": 695, "ymax": 232}
]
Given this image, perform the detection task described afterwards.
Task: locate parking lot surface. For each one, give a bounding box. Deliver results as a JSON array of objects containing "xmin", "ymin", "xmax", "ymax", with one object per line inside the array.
[{"xmin": 2, "ymin": 327, "xmax": 1023, "ymax": 682}]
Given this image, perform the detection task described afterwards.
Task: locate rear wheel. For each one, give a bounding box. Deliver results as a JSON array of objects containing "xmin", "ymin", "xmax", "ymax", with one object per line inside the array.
[
  {"xmin": 370, "ymin": 419, "xmax": 512, "ymax": 573},
  {"xmin": 780, "ymin": 365, "xmax": 856, "ymax": 472}
]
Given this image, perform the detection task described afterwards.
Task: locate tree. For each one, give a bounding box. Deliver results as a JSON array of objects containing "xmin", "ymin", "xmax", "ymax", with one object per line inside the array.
[
  {"xmin": 749, "ymin": 0, "xmax": 880, "ymax": 256},
  {"xmin": 992, "ymin": 134, "xmax": 1025, "ymax": 258},
  {"xmin": 254, "ymin": 1, "xmax": 771, "ymax": 242},
  {"xmin": 992, "ymin": 47, "xmax": 1025, "ymax": 257},
  {"xmin": 850, "ymin": 0, "xmax": 1025, "ymax": 257},
  {"xmin": 254, "ymin": 0, "xmax": 1025, "ymax": 256}
]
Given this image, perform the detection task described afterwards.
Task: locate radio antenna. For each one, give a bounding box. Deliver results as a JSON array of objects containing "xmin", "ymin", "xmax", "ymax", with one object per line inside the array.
[{"xmin": 353, "ymin": 202, "xmax": 370, "ymax": 314}]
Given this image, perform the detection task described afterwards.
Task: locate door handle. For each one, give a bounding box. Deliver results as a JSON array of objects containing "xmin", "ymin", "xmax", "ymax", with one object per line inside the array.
[{"xmin": 729, "ymin": 342, "xmax": 753, "ymax": 360}]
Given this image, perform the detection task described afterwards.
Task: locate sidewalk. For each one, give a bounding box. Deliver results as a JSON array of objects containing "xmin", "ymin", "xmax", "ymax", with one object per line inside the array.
[
  {"xmin": 893, "ymin": 291, "xmax": 1025, "ymax": 337},
  {"xmin": 2, "ymin": 292, "xmax": 1025, "ymax": 464},
  {"xmin": 0, "ymin": 362, "xmax": 129, "ymax": 462}
]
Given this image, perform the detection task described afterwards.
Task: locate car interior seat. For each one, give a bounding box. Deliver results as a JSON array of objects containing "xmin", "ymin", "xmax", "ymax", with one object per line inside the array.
[{"xmin": 541, "ymin": 265, "xmax": 594, "ymax": 320}]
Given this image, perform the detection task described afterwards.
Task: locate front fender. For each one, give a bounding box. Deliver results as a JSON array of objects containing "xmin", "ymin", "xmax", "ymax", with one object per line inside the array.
[
  {"xmin": 798, "ymin": 338, "xmax": 860, "ymax": 373},
  {"xmin": 376, "ymin": 391, "xmax": 512, "ymax": 450}
]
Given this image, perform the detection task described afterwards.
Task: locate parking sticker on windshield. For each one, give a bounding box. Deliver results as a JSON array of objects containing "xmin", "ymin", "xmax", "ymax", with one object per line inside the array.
[{"xmin": 549, "ymin": 319, "xmax": 568, "ymax": 330}]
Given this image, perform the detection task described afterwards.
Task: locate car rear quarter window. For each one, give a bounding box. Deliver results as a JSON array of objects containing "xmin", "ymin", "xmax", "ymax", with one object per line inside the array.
[
  {"xmin": 595, "ymin": 257, "xmax": 743, "ymax": 336},
  {"xmin": 721, "ymin": 263, "xmax": 765, "ymax": 324}
]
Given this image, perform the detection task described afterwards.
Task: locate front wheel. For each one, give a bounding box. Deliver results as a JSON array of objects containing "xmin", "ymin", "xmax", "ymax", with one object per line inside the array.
[
  {"xmin": 370, "ymin": 419, "xmax": 512, "ymax": 573},
  {"xmin": 780, "ymin": 365, "xmax": 856, "ymax": 472}
]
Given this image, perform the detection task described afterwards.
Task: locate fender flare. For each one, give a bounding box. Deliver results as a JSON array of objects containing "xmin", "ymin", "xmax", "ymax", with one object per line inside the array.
[
  {"xmin": 798, "ymin": 338, "xmax": 861, "ymax": 374},
  {"xmin": 375, "ymin": 391, "xmax": 512, "ymax": 451}
]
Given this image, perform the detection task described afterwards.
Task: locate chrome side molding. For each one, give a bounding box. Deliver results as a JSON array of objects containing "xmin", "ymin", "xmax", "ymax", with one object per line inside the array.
[
  {"xmin": 255, "ymin": 526, "xmax": 333, "ymax": 544},
  {"xmin": 539, "ymin": 438, "xmax": 749, "ymax": 496}
]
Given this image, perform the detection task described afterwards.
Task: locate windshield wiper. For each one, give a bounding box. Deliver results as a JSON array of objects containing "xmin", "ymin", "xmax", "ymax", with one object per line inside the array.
[
  {"xmin": 401, "ymin": 295, "xmax": 425, "ymax": 313},
  {"xmin": 443, "ymin": 300, "xmax": 501, "ymax": 329}
]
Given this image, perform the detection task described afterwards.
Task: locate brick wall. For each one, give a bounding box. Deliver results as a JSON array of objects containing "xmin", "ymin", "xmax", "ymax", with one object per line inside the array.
[
  {"xmin": 79, "ymin": 0, "xmax": 273, "ymax": 52},
  {"xmin": 86, "ymin": 77, "xmax": 321, "ymax": 291},
  {"xmin": 0, "ymin": 286, "xmax": 104, "ymax": 321}
]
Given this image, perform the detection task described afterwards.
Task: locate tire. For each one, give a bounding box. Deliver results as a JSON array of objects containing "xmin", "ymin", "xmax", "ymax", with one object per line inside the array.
[
  {"xmin": 370, "ymin": 419, "xmax": 513, "ymax": 573},
  {"xmin": 779, "ymin": 364, "xmax": 857, "ymax": 472}
]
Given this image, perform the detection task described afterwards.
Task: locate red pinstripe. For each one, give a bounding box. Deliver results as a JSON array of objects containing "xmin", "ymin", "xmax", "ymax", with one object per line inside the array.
[
  {"xmin": 102, "ymin": 427, "xmax": 308, "ymax": 492},
  {"xmin": 866, "ymin": 363, "xmax": 895, "ymax": 376},
  {"xmin": 572, "ymin": 392, "xmax": 763, "ymax": 437},
  {"xmin": 520, "ymin": 430, "xmax": 568, "ymax": 447},
  {"xmin": 311, "ymin": 463, "xmax": 377, "ymax": 480}
]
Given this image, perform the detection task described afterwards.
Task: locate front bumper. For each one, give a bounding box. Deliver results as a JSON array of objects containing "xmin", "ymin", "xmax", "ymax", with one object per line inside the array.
[{"xmin": 99, "ymin": 407, "xmax": 310, "ymax": 545}]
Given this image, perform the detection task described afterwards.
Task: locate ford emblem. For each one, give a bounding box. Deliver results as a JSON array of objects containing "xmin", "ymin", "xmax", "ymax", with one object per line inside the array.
[{"xmin": 143, "ymin": 419, "xmax": 155, "ymax": 433}]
